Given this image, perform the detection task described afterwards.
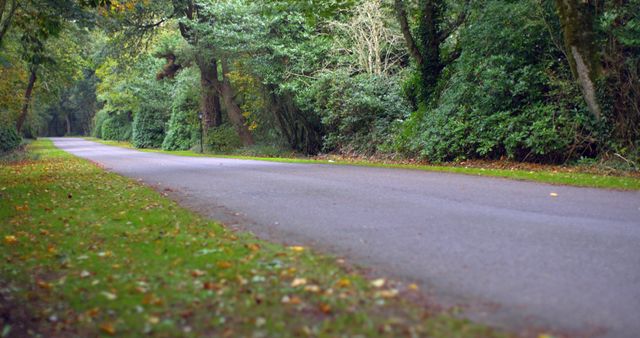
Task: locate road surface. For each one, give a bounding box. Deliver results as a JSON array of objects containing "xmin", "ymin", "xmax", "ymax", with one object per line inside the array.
[{"xmin": 51, "ymin": 138, "xmax": 640, "ymax": 337}]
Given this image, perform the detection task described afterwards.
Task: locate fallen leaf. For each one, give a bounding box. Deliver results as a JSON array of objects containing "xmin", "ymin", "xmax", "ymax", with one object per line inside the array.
[
  {"xmin": 319, "ymin": 303, "xmax": 331, "ymax": 314},
  {"xmin": 408, "ymin": 283, "xmax": 420, "ymax": 291},
  {"xmin": 142, "ymin": 293, "xmax": 163, "ymax": 306},
  {"xmin": 371, "ymin": 278, "xmax": 386, "ymax": 288},
  {"xmin": 36, "ymin": 280, "xmax": 52, "ymax": 290},
  {"xmin": 86, "ymin": 308, "xmax": 100, "ymax": 317},
  {"xmin": 376, "ymin": 289, "xmax": 399, "ymax": 298},
  {"xmin": 291, "ymin": 278, "xmax": 307, "ymax": 287},
  {"xmin": 101, "ymin": 291, "xmax": 117, "ymax": 300},
  {"xmin": 245, "ymin": 243, "xmax": 260, "ymax": 252},
  {"xmin": 3, "ymin": 235, "xmax": 17, "ymax": 244},
  {"xmin": 289, "ymin": 246, "xmax": 305, "ymax": 252},
  {"xmin": 336, "ymin": 278, "xmax": 351, "ymax": 288},
  {"xmin": 191, "ymin": 269, "xmax": 206, "ymax": 277},
  {"xmin": 203, "ymin": 282, "xmax": 220, "ymax": 290},
  {"xmin": 304, "ymin": 285, "xmax": 320, "ymax": 293},
  {"xmin": 549, "ymin": 192, "xmax": 558, "ymax": 197},
  {"xmin": 217, "ymin": 261, "xmax": 232, "ymax": 269},
  {"xmin": 80, "ymin": 270, "xmax": 91, "ymax": 278},
  {"xmin": 281, "ymin": 295, "xmax": 301, "ymax": 305},
  {"xmin": 100, "ymin": 322, "xmax": 115, "ymax": 335}
]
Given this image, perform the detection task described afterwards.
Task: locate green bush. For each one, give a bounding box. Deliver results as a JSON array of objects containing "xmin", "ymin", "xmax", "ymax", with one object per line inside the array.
[
  {"xmin": 0, "ymin": 125, "xmax": 21, "ymax": 153},
  {"xmin": 101, "ymin": 113, "xmax": 132, "ymax": 141},
  {"xmin": 162, "ymin": 109, "xmax": 197, "ymax": 151},
  {"xmin": 206, "ymin": 124, "xmax": 242, "ymax": 153},
  {"xmin": 396, "ymin": 0, "xmax": 595, "ymax": 163},
  {"xmin": 132, "ymin": 107, "xmax": 167, "ymax": 149},
  {"xmin": 162, "ymin": 68, "xmax": 199, "ymax": 151},
  {"xmin": 301, "ymin": 71, "xmax": 409, "ymax": 155},
  {"xmin": 92, "ymin": 110, "xmax": 109, "ymax": 138}
]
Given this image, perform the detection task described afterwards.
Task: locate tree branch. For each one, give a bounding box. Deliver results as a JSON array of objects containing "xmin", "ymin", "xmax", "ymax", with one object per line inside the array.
[
  {"xmin": 394, "ymin": 0, "xmax": 424, "ymax": 65},
  {"xmin": 438, "ymin": 0, "xmax": 470, "ymax": 43}
]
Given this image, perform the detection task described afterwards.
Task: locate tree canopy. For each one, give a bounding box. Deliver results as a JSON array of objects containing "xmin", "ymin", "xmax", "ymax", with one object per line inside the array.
[{"xmin": 1, "ymin": 0, "xmax": 638, "ymax": 165}]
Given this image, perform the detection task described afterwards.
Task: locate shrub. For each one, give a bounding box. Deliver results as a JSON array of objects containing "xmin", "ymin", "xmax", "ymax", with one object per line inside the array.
[
  {"xmin": 92, "ymin": 110, "xmax": 109, "ymax": 138},
  {"xmin": 0, "ymin": 125, "xmax": 21, "ymax": 153},
  {"xmin": 206, "ymin": 124, "xmax": 242, "ymax": 153},
  {"xmin": 132, "ymin": 107, "xmax": 166, "ymax": 149},
  {"xmin": 301, "ymin": 70, "xmax": 409, "ymax": 155},
  {"xmin": 396, "ymin": 0, "xmax": 596, "ymax": 163},
  {"xmin": 162, "ymin": 68, "xmax": 200, "ymax": 151},
  {"xmin": 162, "ymin": 109, "xmax": 197, "ymax": 151},
  {"xmin": 101, "ymin": 113, "xmax": 132, "ymax": 141}
]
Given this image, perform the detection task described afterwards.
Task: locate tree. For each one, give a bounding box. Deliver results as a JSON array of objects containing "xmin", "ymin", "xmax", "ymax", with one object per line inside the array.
[
  {"xmin": 393, "ymin": 0, "xmax": 469, "ymax": 103},
  {"xmin": 0, "ymin": 0, "xmax": 17, "ymax": 47},
  {"xmin": 554, "ymin": 0, "xmax": 602, "ymax": 119}
]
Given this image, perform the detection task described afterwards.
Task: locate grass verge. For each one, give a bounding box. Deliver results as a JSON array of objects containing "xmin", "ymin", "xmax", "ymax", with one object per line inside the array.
[
  {"xmin": 86, "ymin": 138, "xmax": 640, "ymax": 191},
  {"xmin": 0, "ymin": 139, "xmax": 506, "ymax": 337}
]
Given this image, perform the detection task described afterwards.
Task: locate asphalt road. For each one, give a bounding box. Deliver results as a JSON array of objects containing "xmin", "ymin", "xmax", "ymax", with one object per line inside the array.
[{"xmin": 51, "ymin": 138, "xmax": 640, "ymax": 337}]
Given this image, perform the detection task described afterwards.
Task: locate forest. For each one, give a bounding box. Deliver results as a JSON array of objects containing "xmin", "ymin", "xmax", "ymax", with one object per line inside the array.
[{"xmin": 1, "ymin": 0, "xmax": 638, "ymax": 166}]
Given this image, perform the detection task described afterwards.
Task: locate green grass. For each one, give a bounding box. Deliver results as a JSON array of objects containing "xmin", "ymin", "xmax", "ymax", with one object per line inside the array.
[
  {"xmin": 0, "ymin": 139, "xmax": 507, "ymax": 337},
  {"xmin": 86, "ymin": 137, "xmax": 640, "ymax": 191}
]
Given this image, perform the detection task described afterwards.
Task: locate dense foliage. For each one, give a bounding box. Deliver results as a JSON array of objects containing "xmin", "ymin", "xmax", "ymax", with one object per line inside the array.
[
  {"xmin": 397, "ymin": 1, "xmax": 598, "ymax": 162},
  {"xmin": 100, "ymin": 112, "xmax": 132, "ymax": 141},
  {"xmin": 303, "ymin": 71, "xmax": 409, "ymax": 155},
  {"xmin": 0, "ymin": 0, "xmax": 637, "ymax": 166},
  {"xmin": 0, "ymin": 125, "xmax": 21, "ymax": 153}
]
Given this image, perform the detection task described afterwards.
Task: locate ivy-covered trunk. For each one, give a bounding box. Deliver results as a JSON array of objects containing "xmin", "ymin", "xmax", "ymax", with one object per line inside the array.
[
  {"xmin": 416, "ymin": 0, "xmax": 444, "ymax": 102},
  {"xmin": 197, "ymin": 56, "xmax": 222, "ymax": 131},
  {"xmin": 218, "ymin": 59, "xmax": 254, "ymax": 147},
  {"xmin": 554, "ymin": 0, "xmax": 602, "ymax": 119}
]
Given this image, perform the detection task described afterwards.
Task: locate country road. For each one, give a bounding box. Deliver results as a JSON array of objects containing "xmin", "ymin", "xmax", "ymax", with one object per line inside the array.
[{"xmin": 51, "ymin": 138, "xmax": 640, "ymax": 337}]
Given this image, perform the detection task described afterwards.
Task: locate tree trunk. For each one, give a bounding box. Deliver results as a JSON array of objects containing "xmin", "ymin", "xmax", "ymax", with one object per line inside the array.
[
  {"xmin": 65, "ymin": 114, "xmax": 71, "ymax": 135},
  {"xmin": 197, "ymin": 56, "xmax": 223, "ymax": 132},
  {"xmin": 218, "ymin": 59, "xmax": 254, "ymax": 146},
  {"xmin": 394, "ymin": 0, "xmax": 448, "ymax": 103},
  {"xmin": 0, "ymin": 0, "xmax": 17, "ymax": 48},
  {"xmin": 16, "ymin": 67, "xmax": 37, "ymax": 133},
  {"xmin": 554, "ymin": 0, "xmax": 602, "ymax": 119},
  {"xmin": 417, "ymin": 0, "xmax": 444, "ymax": 101}
]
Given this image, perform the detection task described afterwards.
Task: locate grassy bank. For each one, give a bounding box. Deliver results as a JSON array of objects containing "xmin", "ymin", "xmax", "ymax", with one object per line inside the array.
[
  {"xmin": 86, "ymin": 138, "xmax": 640, "ymax": 191},
  {"xmin": 0, "ymin": 139, "xmax": 506, "ymax": 337}
]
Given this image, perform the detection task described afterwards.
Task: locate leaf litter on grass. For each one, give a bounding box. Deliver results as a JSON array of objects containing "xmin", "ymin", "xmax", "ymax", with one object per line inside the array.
[{"xmin": 0, "ymin": 140, "xmax": 512, "ymax": 337}]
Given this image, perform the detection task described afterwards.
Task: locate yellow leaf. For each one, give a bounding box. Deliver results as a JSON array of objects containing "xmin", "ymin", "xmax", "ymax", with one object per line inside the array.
[
  {"xmin": 336, "ymin": 278, "xmax": 351, "ymax": 288},
  {"xmin": 100, "ymin": 322, "xmax": 116, "ymax": 335},
  {"xmin": 289, "ymin": 246, "xmax": 305, "ymax": 252},
  {"xmin": 408, "ymin": 283, "xmax": 420, "ymax": 291},
  {"xmin": 4, "ymin": 235, "xmax": 17, "ymax": 244}
]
